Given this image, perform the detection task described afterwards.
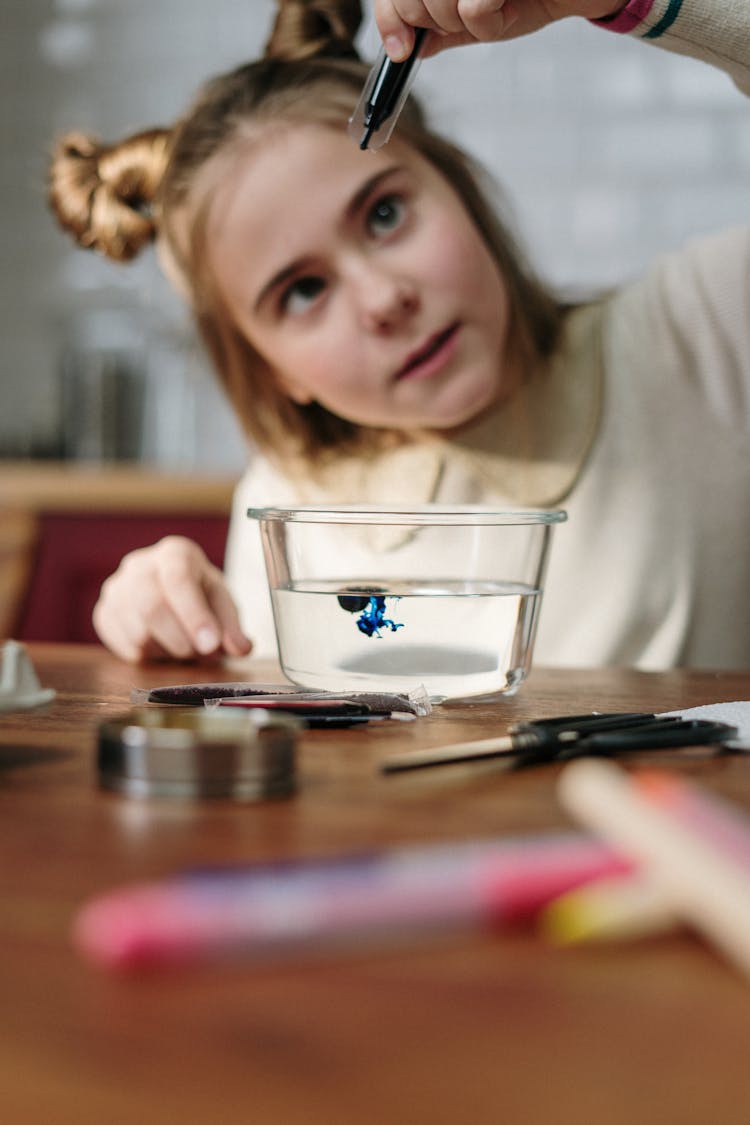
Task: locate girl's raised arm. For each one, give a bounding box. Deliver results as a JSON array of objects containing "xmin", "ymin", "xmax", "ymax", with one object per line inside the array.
[{"xmin": 376, "ymin": 0, "xmax": 750, "ymax": 98}]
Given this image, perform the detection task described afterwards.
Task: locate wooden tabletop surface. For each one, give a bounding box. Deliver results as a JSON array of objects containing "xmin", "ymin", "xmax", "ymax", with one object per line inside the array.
[{"xmin": 3, "ymin": 643, "xmax": 750, "ymax": 1124}]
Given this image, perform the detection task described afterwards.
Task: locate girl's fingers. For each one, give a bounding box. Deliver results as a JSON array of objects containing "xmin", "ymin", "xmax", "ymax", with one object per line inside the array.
[
  {"xmin": 454, "ymin": 0, "xmax": 518, "ymax": 40},
  {"xmin": 204, "ymin": 571, "xmax": 254, "ymax": 657},
  {"xmin": 157, "ymin": 554, "xmax": 222, "ymax": 655},
  {"xmin": 138, "ymin": 603, "xmax": 199, "ymax": 662},
  {"xmin": 94, "ymin": 573, "xmax": 195, "ymax": 662},
  {"xmin": 92, "ymin": 537, "xmax": 250, "ymax": 664},
  {"xmin": 91, "ymin": 608, "xmax": 143, "ymax": 664},
  {"xmin": 154, "ymin": 537, "xmax": 246, "ymax": 657},
  {"xmin": 375, "ymin": 0, "xmax": 520, "ymax": 58},
  {"xmin": 374, "ymin": 0, "xmax": 420, "ymax": 60}
]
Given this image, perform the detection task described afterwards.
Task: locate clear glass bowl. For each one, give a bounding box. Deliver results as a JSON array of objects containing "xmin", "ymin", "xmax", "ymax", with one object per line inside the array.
[{"xmin": 247, "ymin": 505, "xmax": 566, "ymax": 701}]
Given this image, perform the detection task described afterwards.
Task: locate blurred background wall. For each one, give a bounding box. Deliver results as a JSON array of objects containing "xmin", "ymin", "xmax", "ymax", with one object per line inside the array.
[{"xmin": 2, "ymin": 0, "xmax": 747, "ymax": 471}]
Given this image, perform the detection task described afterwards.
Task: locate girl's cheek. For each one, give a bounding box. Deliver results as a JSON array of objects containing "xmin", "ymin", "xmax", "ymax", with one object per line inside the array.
[{"xmin": 416, "ymin": 222, "xmax": 474, "ymax": 283}]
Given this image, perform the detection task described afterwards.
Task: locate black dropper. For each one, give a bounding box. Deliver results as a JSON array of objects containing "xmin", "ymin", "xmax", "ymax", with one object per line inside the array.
[{"xmin": 358, "ymin": 29, "xmax": 427, "ymax": 150}]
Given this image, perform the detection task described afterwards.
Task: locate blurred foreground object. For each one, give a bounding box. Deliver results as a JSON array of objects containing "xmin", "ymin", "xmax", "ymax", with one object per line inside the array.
[{"xmin": 0, "ymin": 640, "xmax": 56, "ymax": 711}]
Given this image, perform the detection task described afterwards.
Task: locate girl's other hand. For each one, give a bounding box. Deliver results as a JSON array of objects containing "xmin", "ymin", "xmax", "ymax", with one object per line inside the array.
[
  {"xmin": 92, "ymin": 536, "xmax": 252, "ymax": 664},
  {"xmin": 375, "ymin": 0, "xmax": 630, "ymax": 61}
]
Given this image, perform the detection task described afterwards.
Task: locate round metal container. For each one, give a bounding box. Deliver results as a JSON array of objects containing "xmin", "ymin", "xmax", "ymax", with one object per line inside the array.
[{"xmin": 97, "ymin": 707, "xmax": 298, "ymax": 801}]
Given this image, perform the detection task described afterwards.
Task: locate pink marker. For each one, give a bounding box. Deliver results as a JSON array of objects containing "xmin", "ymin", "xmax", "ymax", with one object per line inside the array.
[{"xmin": 73, "ymin": 833, "xmax": 629, "ymax": 971}]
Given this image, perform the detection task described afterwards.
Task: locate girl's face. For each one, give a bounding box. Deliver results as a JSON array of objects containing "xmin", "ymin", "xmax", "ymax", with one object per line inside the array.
[{"xmin": 205, "ymin": 123, "xmax": 515, "ymax": 432}]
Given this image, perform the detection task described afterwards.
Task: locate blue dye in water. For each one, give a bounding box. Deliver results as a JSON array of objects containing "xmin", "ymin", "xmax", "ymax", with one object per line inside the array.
[
  {"xmin": 336, "ymin": 588, "xmax": 404, "ymax": 637},
  {"xmin": 355, "ymin": 595, "xmax": 404, "ymax": 638}
]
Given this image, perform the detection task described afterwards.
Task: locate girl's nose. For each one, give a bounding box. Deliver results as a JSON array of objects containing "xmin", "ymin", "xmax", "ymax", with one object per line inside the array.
[{"xmin": 354, "ymin": 264, "xmax": 419, "ymax": 332}]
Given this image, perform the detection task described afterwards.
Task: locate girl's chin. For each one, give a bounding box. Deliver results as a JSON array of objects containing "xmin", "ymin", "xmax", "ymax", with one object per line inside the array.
[{"xmin": 424, "ymin": 381, "xmax": 502, "ymax": 433}]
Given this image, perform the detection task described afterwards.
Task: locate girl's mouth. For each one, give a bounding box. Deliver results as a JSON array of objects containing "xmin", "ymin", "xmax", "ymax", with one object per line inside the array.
[{"xmin": 395, "ymin": 322, "xmax": 460, "ymax": 381}]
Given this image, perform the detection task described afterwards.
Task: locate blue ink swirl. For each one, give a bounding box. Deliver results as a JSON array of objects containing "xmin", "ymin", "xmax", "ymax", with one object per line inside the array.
[{"xmin": 355, "ymin": 595, "xmax": 404, "ymax": 638}]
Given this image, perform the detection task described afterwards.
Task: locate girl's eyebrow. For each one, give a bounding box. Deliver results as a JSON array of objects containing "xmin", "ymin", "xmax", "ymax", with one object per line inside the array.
[{"xmin": 253, "ymin": 165, "xmax": 403, "ymax": 312}]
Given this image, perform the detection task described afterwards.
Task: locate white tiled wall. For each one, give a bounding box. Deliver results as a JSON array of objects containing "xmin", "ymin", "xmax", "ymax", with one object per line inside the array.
[
  {"xmin": 1, "ymin": 1, "xmax": 747, "ymax": 467},
  {"xmin": 415, "ymin": 19, "xmax": 749, "ymax": 290}
]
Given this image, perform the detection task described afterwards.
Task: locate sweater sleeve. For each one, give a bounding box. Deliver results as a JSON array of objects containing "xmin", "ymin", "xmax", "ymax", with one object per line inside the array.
[
  {"xmin": 606, "ymin": 226, "xmax": 750, "ymax": 433},
  {"xmin": 593, "ymin": 0, "xmax": 750, "ymax": 96}
]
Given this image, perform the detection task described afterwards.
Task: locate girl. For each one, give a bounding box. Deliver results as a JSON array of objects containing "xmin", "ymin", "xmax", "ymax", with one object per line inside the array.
[{"xmin": 48, "ymin": 0, "xmax": 750, "ymax": 670}]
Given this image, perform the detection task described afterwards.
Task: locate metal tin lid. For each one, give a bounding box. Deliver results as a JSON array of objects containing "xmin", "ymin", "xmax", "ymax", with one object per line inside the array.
[{"xmin": 97, "ymin": 707, "xmax": 298, "ymax": 801}]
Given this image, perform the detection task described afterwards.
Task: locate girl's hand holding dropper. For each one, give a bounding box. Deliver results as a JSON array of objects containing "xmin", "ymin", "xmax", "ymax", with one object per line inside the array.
[
  {"xmin": 92, "ymin": 537, "xmax": 252, "ymax": 665},
  {"xmin": 375, "ymin": 0, "xmax": 631, "ymax": 61}
]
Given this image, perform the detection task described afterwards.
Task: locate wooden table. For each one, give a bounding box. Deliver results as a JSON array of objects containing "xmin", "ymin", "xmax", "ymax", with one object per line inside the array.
[{"xmin": 3, "ymin": 644, "xmax": 750, "ymax": 1124}]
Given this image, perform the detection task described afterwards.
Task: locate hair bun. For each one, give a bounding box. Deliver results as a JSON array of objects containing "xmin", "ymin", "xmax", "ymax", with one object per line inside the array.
[
  {"xmin": 48, "ymin": 128, "xmax": 170, "ymax": 262},
  {"xmin": 265, "ymin": 0, "xmax": 362, "ymax": 62}
]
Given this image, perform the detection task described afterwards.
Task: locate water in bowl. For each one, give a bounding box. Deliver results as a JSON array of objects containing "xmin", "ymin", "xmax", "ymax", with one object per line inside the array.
[{"xmin": 270, "ymin": 578, "xmax": 541, "ymax": 699}]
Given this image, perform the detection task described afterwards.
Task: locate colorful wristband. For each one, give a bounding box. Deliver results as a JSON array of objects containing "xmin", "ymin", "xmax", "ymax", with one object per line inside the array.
[{"xmin": 591, "ymin": 0, "xmax": 655, "ymax": 35}]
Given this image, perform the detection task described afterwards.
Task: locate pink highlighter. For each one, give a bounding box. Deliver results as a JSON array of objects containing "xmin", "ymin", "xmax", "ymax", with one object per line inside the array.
[{"xmin": 72, "ymin": 833, "xmax": 629, "ymax": 971}]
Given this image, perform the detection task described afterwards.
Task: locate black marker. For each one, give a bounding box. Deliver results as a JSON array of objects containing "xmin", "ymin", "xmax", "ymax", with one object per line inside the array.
[
  {"xmin": 348, "ymin": 29, "xmax": 427, "ymax": 152},
  {"xmin": 216, "ymin": 698, "xmax": 415, "ymax": 728}
]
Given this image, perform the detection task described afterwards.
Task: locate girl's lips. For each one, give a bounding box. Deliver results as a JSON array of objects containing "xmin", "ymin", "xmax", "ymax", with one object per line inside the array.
[{"xmin": 394, "ymin": 322, "xmax": 461, "ymax": 381}]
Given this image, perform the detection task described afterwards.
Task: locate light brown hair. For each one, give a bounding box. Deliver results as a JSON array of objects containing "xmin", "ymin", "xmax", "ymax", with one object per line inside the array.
[{"xmin": 48, "ymin": 0, "xmax": 563, "ymax": 469}]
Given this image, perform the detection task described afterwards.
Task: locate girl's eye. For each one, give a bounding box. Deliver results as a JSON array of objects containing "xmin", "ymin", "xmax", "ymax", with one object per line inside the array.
[
  {"xmin": 281, "ymin": 275, "xmax": 325, "ymax": 316},
  {"xmin": 366, "ymin": 194, "xmax": 406, "ymax": 238}
]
